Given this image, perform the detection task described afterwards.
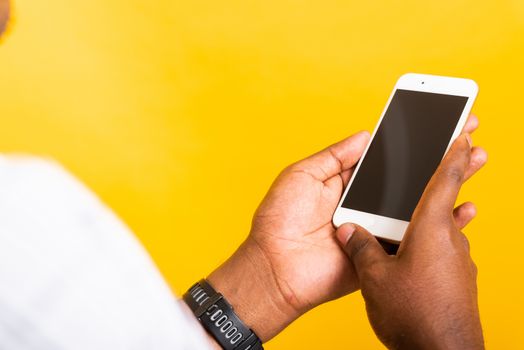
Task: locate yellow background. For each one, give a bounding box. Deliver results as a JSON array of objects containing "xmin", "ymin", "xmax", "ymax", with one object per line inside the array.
[{"xmin": 0, "ymin": 0, "xmax": 522, "ymax": 348}]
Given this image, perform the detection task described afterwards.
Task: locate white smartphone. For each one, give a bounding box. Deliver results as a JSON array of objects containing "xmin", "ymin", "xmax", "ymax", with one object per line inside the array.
[{"xmin": 333, "ymin": 73, "xmax": 478, "ymax": 243}]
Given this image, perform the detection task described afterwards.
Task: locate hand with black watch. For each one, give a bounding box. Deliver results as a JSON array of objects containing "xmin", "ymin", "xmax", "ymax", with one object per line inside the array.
[{"xmin": 184, "ymin": 115, "xmax": 487, "ymax": 349}]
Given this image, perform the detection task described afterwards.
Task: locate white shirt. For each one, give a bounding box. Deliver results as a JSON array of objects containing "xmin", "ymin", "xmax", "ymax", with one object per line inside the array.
[{"xmin": 0, "ymin": 156, "xmax": 212, "ymax": 350}]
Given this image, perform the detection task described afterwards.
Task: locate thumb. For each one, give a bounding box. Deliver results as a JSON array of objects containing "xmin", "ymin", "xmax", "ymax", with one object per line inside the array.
[{"xmin": 335, "ymin": 223, "xmax": 388, "ymax": 276}]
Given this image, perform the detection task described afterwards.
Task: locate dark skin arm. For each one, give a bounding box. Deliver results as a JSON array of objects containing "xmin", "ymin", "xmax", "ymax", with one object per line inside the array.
[{"xmin": 206, "ymin": 116, "xmax": 486, "ymax": 344}]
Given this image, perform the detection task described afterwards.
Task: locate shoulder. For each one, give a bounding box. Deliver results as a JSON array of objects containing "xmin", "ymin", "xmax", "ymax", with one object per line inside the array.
[
  {"xmin": 0, "ymin": 155, "xmax": 102, "ymax": 221},
  {"xmin": 0, "ymin": 155, "xmax": 79, "ymax": 193},
  {"xmin": 0, "ymin": 155, "xmax": 213, "ymax": 349}
]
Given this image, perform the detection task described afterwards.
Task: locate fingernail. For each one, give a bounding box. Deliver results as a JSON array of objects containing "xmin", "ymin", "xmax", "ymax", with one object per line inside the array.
[
  {"xmin": 465, "ymin": 133, "xmax": 472, "ymax": 147},
  {"xmin": 336, "ymin": 223, "xmax": 356, "ymax": 245}
]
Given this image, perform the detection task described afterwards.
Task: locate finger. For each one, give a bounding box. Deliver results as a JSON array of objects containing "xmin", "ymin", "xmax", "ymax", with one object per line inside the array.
[
  {"xmin": 340, "ymin": 168, "xmax": 353, "ymax": 187},
  {"xmin": 453, "ymin": 202, "xmax": 477, "ymax": 229},
  {"xmin": 336, "ymin": 223, "xmax": 388, "ymax": 277},
  {"xmin": 336, "ymin": 119, "xmax": 481, "ymax": 195},
  {"xmin": 414, "ymin": 134, "xmax": 472, "ymax": 220},
  {"xmin": 462, "ymin": 114, "xmax": 479, "ymax": 134},
  {"xmin": 464, "ymin": 146, "xmax": 488, "ymax": 181},
  {"xmin": 291, "ymin": 131, "xmax": 370, "ymax": 182}
]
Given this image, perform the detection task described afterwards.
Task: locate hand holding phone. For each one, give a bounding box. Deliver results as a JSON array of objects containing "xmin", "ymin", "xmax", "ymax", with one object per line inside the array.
[
  {"xmin": 207, "ymin": 111, "xmax": 485, "ymax": 342},
  {"xmin": 335, "ymin": 134, "xmax": 484, "ymax": 349},
  {"xmin": 333, "ymin": 73, "xmax": 479, "ymax": 242}
]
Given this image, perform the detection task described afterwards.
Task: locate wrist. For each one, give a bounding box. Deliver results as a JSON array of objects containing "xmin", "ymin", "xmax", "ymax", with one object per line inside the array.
[
  {"xmin": 393, "ymin": 310, "xmax": 484, "ymax": 350},
  {"xmin": 207, "ymin": 239, "xmax": 300, "ymax": 342},
  {"xmin": 429, "ymin": 315, "xmax": 484, "ymax": 350}
]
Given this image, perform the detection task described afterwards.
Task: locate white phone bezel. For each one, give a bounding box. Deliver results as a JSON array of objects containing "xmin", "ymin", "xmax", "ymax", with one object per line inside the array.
[{"xmin": 333, "ymin": 73, "xmax": 478, "ymax": 243}]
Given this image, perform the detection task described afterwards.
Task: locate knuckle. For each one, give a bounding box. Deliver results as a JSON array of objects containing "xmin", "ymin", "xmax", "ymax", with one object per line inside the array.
[
  {"xmin": 349, "ymin": 234, "xmax": 372, "ymax": 261},
  {"xmin": 281, "ymin": 163, "xmax": 298, "ymax": 175},
  {"xmin": 442, "ymin": 166, "xmax": 464, "ymax": 184},
  {"xmin": 279, "ymin": 163, "xmax": 305, "ymax": 180},
  {"xmin": 349, "ymin": 233, "xmax": 386, "ymax": 280}
]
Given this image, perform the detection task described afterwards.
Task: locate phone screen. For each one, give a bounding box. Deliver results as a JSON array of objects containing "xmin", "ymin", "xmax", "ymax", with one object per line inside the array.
[{"xmin": 341, "ymin": 89, "xmax": 468, "ymax": 222}]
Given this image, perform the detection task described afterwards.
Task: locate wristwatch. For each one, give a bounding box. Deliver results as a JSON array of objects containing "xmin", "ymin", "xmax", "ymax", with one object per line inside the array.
[{"xmin": 183, "ymin": 279, "xmax": 263, "ymax": 350}]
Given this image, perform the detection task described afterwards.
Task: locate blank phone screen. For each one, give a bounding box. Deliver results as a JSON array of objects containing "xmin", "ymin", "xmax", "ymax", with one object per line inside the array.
[{"xmin": 342, "ymin": 89, "xmax": 468, "ymax": 222}]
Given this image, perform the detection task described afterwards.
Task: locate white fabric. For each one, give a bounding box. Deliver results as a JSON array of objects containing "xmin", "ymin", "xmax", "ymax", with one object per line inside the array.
[{"xmin": 0, "ymin": 156, "xmax": 212, "ymax": 350}]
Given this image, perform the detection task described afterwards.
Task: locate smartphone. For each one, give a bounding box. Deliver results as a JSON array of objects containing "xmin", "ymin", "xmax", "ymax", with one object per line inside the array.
[{"xmin": 333, "ymin": 73, "xmax": 478, "ymax": 242}]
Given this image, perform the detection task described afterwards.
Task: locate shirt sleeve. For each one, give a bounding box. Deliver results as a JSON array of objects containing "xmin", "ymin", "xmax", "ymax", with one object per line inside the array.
[{"xmin": 0, "ymin": 156, "xmax": 213, "ymax": 350}]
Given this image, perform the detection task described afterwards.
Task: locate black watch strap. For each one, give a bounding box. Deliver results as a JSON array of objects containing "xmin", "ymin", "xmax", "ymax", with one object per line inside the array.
[{"xmin": 183, "ymin": 279, "xmax": 263, "ymax": 350}]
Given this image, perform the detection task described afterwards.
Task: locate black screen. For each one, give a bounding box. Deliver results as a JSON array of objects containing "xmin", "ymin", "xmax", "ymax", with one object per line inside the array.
[{"xmin": 342, "ymin": 89, "xmax": 468, "ymax": 222}]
